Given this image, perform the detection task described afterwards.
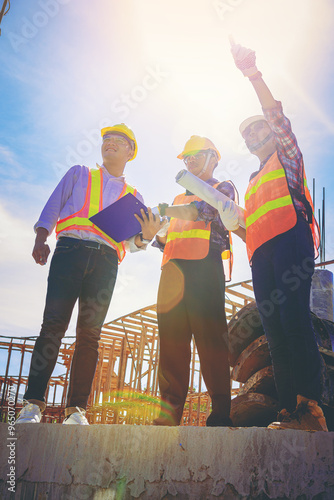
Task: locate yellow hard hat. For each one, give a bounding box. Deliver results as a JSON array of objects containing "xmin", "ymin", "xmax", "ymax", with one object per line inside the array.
[
  {"xmin": 239, "ymin": 115, "xmax": 267, "ymax": 136},
  {"xmin": 101, "ymin": 123, "xmax": 138, "ymax": 160},
  {"xmin": 177, "ymin": 135, "xmax": 221, "ymax": 161}
]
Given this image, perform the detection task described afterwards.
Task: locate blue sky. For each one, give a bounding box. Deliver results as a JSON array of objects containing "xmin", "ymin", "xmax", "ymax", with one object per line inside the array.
[{"xmin": 1, "ymin": 0, "xmax": 334, "ymax": 339}]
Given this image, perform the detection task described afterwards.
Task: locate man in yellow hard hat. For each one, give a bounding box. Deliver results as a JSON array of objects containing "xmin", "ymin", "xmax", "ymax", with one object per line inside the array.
[
  {"xmin": 15, "ymin": 123, "xmax": 165, "ymax": 426},
  {"xmin": 153, "ymin": 135, "xmax": 239, "ymax": 426},
  {"xmin": 223, "ymin": 41, "xmax": 328, "ymax": 432}
]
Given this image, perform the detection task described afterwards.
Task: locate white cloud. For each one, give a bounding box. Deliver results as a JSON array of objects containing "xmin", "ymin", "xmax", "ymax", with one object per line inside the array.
[
  {"xmin": 0, "ymin": 145, "xmax": 26, "ymax": 179},
  {"xmin": 0, "ymin": 203, "xmax": 50, "ymax": 335}
]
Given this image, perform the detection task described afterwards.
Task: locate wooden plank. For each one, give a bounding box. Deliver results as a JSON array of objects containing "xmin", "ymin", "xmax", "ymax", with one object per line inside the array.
[
  {"xmin": 225, "ymin": 298, "xmax": 245, "ymax": 309},
  {"xmin": 241, "ymin": 282, "xmax": 254, "ymax": 292},
  {"xmin": 226, "ymin": 279, "xmax": 253, "ymax": 289},
  {"xmin": 102, "ymin": 324, "xmax": 143, "ymax": 334},
  {"xmin": 231, "ymin": 335, "xmax": 271, "ymax": 383},
  {"xmin": 225, "ymin": 288, "xmax": 253, "ymax": 301}
]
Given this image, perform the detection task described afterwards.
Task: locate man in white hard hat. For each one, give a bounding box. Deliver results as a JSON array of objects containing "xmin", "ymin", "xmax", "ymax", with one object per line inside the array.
[
  {"xmin": 219, "ymin": 42, "xmax": 328, "ymax": 431},
  {"xmin": 15, "ymin": 124, "xmax": 165, "ymax": 425},
  {"xmin": 153, "ymin": 135, "xmax": 239, "ymax": 427}
]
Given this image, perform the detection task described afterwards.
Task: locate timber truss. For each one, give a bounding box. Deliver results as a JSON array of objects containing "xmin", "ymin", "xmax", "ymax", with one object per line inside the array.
[{"xmin": 0, "ymin": 280, "xmax": 254, "ymax": 425}]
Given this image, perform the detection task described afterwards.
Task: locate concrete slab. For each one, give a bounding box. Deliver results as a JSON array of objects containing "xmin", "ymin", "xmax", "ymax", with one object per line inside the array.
[{"xmin": 0, "ymin": 424, "xmax": 333, "ymax": 499}]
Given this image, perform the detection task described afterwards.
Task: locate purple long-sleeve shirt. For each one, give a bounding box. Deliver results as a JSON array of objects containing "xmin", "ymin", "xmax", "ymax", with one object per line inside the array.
[{"xmin": 35, "ymin": 164, "xmax": 145, "ymax": 252}]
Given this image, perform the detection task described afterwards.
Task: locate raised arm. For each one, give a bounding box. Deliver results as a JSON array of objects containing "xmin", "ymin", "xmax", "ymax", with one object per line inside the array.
[
  {"xmin": 230, "ymin": 39, "xmax": 303, "ymax": 166},
  {"xmin": 230, "ymin": 39, "xmax": 276, "ymax": 110}
]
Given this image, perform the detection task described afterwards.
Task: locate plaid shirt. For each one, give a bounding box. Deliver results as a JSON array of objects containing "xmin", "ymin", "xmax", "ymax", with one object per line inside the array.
[
  {"xmin": 250, "ymin": 101, "xmax": 307, "ymax": 217},
  {"xmin": 192, "ymin": 178, "xmax": 237, "ymax": 251}
]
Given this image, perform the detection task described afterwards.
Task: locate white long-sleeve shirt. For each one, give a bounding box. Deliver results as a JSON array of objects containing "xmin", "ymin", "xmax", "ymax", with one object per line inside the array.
[{"xmin": 35, "ymin": 164, "xmax": 145, "ymax": 252}]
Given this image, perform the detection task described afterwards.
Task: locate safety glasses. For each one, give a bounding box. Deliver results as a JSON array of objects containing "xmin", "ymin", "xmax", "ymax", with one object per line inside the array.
[
  {"xmin": 242, "ymin": 121, "xmax": 267, "ymax": 140},
  {"xmin": 183, "ymin": 151, "xmax": 207, "ymax": 165},
  {"xmin": 103, "ymin": 134, "xmax": 130, "ymax": 147}
]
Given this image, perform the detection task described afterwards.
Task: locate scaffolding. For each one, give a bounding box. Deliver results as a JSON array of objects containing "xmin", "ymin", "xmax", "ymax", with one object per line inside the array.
[{"xmin": 0, "ymin": 280, "xmax": 254, "ymax": 425}]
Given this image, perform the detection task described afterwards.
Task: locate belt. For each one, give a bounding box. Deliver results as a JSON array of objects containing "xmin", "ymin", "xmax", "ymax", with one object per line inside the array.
[{"xmin": 58, "ymin": 237, "xmax": 117, "ymax": 255}]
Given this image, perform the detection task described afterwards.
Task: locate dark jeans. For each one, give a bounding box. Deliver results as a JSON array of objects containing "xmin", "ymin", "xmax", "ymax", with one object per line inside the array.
[
  {"xmin": 24, "ymin": 237, "xmax": 118, "ymax": 409},
  {"xmin": 157, "ymin": 249, "xmax": 230, "ymax": 424},
  {"xmin": 251, "ymin": 217, "xmax": 322, "ymax": 412}
]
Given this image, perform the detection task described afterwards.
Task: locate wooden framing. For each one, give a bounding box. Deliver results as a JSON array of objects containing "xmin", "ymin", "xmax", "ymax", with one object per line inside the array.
[{"xmin": 0, "ymin": 280, "xmax": 254, "ymax": 425}]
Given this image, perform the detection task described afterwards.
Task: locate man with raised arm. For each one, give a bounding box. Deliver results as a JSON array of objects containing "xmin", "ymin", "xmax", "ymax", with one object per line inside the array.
[{"xmin": 220, "ymin": 41, "xmax": 328, "ymax": 431}]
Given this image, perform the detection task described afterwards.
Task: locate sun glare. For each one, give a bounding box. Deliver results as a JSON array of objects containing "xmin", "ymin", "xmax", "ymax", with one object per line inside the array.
[{"xmin": 122, "ymin": 0, "xmax": 331, "ymax": 150}]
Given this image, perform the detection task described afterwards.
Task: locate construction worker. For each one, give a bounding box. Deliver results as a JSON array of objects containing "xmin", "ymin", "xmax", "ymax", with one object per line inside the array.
[
  {"xmin": 153, "ymin": 135, "xmax": 239, "ymax": 426},
  {"xmin": 220, "ymin": 41, "xmax": 328, "ymax": 431},
  {"xmin": 16, "ymin": 124, "xmax": 165, "ymax": 425}
]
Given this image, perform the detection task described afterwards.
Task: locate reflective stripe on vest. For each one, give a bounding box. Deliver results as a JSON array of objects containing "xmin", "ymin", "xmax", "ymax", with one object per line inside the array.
[
  {"xmin": 55, "ymin": 168, "xmax": 137, "ymax": 262},
  {"xmin": 161, "ymin": 192, "xmax": 211, "ymax": 267},
  {"xmin": 245, "ymin": 151, "xmax": 319, "ymax": 262},
  {"xmin": 161, "ymin": 182, "xmax": 235, "ymax": 280},
  {"xmin": 167, "ymin": 228, "xmax": 211, "ymax": 243},
  {"xmin": 222, "ymin": 230, "xmax": 233, "ymax": 282}
]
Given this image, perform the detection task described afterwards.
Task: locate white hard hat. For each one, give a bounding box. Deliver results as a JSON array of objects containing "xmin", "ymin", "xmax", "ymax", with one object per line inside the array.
[{"xmin": 239, "ymin": 115, "xmax": 267, "ymax": 136}]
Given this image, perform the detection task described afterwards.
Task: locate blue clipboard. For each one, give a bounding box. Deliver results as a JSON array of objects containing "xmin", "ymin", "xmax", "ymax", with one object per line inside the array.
[{"xmin": 89, "ymin": 193, "xmax": 148, "ymax": 243}]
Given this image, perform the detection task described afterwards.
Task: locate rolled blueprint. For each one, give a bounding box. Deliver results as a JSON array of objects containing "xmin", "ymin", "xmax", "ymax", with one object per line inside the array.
[{"xmin": 175, "ymin": 169, "xmax": 246, "ymax": 229}]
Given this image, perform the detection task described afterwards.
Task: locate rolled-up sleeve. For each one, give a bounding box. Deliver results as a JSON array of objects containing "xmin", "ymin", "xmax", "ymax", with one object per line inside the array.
[
  {"xmin": 263, "ymin": 101, "xmax": 301, "ymax": 161},
  {"xmin": 194, "ymin": 181, "xmax": 235, "ymax": 224}
]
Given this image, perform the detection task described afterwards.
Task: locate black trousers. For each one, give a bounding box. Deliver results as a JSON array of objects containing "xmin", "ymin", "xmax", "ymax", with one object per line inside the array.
[
  {"xmin": 24, "ymin": 237, "xmax": 118, "ymax": 409},
  {"xmin": 252, "ymin": 217, "xmax": 322, "ymax": 412},
  {"xmin": 157, "ymin": 249, "xmax": 230, "ymax": 424}
]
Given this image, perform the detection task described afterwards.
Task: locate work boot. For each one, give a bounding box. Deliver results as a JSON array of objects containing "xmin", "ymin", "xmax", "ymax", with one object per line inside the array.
[
  {"xmin": 274, "ymin": 408, "xmax": 291, "ymax": 422},
  {"xmin": 153, "ymin": 414, "xmax": 178, "ymax": 426},
  {"xmin": 206, "ymin": 411, "xmax": 233, "ymax": 427},
  {"xmin": 153, "ymin": 406, "xmax": 180, "ymax": 426},
  {"xmin": 207, "ymin": 394, "xmax": 232, "ymax": 427},
  {"xmin": 268, "ymin": 396, "xmax": 328, "ymax": 431},
  {"xmin": 15, "ymin": 402, "xmax": 43, "ymax": 424},
  {"xmin": 153, "ymin": 398, "xmax": 183, "ymax": 426},
  {"xmin": 267, "ymin": 408, "xmax": 291, "ymax": 426}
]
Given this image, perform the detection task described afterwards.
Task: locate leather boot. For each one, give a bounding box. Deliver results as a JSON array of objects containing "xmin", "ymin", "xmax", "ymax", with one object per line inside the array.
[{"xmin": 268, "ymin": 395, "xmax": 328, "ymax": 431}]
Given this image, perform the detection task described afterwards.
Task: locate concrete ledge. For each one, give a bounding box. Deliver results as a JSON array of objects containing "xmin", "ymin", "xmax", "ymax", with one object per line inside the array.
[{"xmin": 0, "ymin": 424, "xmax": 333, "ymax": 499}]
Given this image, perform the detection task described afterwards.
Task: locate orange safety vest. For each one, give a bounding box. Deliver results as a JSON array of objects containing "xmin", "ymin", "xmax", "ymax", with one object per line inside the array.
[
  {"xmin": 56, "ymin": 168, "xmax": 137, "ymax": 262},
  {"xmin": 245, "ymin": 151, "xmax": 320, "ymax": 262},
  {"xmin": 161, "ymin": 182, "xmax": 236, "ymax": 281}
]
